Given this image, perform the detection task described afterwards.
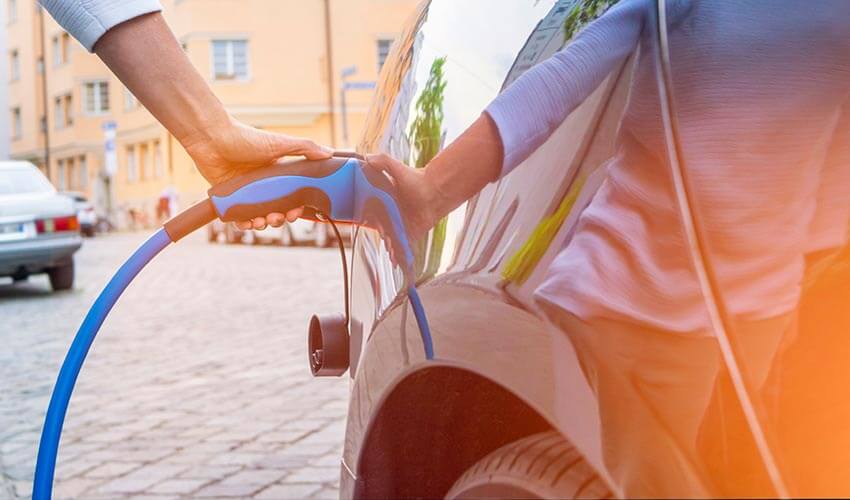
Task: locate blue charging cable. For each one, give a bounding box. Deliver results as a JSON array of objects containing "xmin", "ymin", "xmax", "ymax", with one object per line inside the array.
[{"xmin": 33, "ymin": 229, "xmax": 172, "ymax": 498}]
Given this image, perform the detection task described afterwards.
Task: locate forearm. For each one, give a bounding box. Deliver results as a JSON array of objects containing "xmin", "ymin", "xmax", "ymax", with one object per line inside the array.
[
  {"xmin": 94, "ymin": 13, "xmax": 230, "ymax": 149},
  {"xmin": 423, "ymin": 113, "xmax": 503, "ymax": 219},
  {"xmin": 487, "ymin": 0, "xmax": 645, "ymax": 175}
]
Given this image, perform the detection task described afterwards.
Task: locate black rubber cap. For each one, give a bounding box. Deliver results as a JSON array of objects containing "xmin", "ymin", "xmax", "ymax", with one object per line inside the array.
[
  {"xmin": 163, "ymin": 199, "xmax": 218, "ymax": 242},
  {"xmin": 308, "ymin": 313, "xmax": 349, "ymax": 377}
]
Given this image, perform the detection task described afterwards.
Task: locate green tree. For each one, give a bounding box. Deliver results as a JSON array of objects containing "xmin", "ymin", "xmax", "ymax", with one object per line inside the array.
[
  {"xmin": 408, "ymin": 57, "xmax": 448, "ymax": 280},
  {"xmin": 563, "ymin": 0, "xmax": 618, "ymax": 42}
]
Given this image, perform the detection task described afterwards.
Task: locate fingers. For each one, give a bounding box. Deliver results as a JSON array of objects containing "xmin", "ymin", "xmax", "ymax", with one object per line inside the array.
[
  {"xmin": 286, "ymin": 207, "xmax": 303, "ymax": 222},
  {"xmin": 234, "ymin": 217, "xmax": 267, "ymax": 230},
  {"xmin": 266, "ymin": 213, "xmax": 286, "ymax": 227},
  {"xmin": 298, "ymin": 139, "xmax": 334, "ymax": 160},
  {"xmin": 235, "ymin": 207, "xmax": 302, "ymax": 231}
]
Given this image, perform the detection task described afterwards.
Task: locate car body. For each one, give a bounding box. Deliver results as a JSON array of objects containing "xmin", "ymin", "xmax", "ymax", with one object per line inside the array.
[
  {"xmin": 0, "ymin": 162, "xmax": 81, "ymax": 290},
  {"xmin": 336, "ymin": 1, "xmax": 850, "ymax": 498},
  {"xmin": 63, "ymin": 191, "xmax": 97, "ymax": 237}
]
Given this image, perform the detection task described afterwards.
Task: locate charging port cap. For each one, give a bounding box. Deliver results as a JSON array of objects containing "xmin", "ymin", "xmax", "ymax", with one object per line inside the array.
[{"xmin": 308, "ymin": 313, "xmax": 349, "ymax": 377}]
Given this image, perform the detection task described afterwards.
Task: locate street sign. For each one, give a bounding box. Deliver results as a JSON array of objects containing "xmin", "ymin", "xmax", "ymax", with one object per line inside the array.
[
  {"xmin": 343, "ymin": 81, "xmax": 377, "ymax": 91},
  {"xmin": 102, "ymin": 121, "xmax": 117, "ymax": 177}
]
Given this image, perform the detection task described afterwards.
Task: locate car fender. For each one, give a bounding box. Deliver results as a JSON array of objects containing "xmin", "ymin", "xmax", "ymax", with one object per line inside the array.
[{"xmin": 342, "ymin": 282, "xmax": 609, "ymax": 496}]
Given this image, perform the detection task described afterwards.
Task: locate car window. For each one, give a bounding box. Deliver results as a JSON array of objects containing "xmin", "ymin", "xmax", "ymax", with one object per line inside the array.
[
  {"xmin": 0, "ymin": 166, "xmax": 55, "ymax": 195},
  {"xmin": 356, "ymin": 0, "xmax": 556, "ymax": 315}
]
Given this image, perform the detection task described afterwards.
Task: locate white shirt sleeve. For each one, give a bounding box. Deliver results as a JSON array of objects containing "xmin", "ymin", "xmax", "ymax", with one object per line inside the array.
[
  {"xmin": 485, "ymin": 0, "xmax": 648, "ymax": 177},
  {"xmin": 39, "ymin": 0, "xmax": 163, "ymax": 52}
]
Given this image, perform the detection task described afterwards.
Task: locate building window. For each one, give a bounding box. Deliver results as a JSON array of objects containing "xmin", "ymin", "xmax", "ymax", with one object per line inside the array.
[
  {"xmin": 78, "ymin": 155, "xmax": 87, "ymax": 189},
  {"xmin": 83, "ymin": 81, "xmax": 109, "ymax": 114},
  {"xmin": 212, "ymin": 39, "xmax": 248, "ymax": 80},
  {"xmin": 11, "ymin": 107, "xmax": 20, "ymax": 139},
  {"xmin": 61, "ymin": 32, "xmax": 70, "ymax": 63},
  {"xmin": 52, "ymin": 36, "xmax": 60, "ymax": 66},
  {"xmin": 64, "ymin": 94, "xmax": 73, "ymax": 126},
  {"xmin": 56, "ymin": 159, "xmax": 66, "ymax": 190},
  {"xmin": 377, "ymin": 39, "xmax": 393, "ymax": 72},
  {"xmin": 153, "ymin": 140, "xmax": 164, "ymax": 178},
  {"xmin": 53, "ymin": 93, "xmax": 72, "ymax": 128},
  {"xmin": 7, "ymin": 0, "xmax": 16, "ymax": 23},
  {"xmin": 52, "ymin": 33, "xmax": 71, "ymax": 66},
  {"xmin": 65, "ymin": 157, "xmax": 75, "ymax": 190},
  {"xmin": 139, "ymin": 143, "xmax": 150, "ymax": 180},
  {"xmin": 123, "ymin": 86, "xmax": 138, "ymax": 111},
  {"xmin": 54, "ymin": 97, "xmax": 63, "ymax": 129},
  {"xmin": 126, "ymin": 146, "xmax": 137, "ymax": 182},
  {"xmin": 9, "ymin": 49, "xmax": 18, "ymax": 81}
]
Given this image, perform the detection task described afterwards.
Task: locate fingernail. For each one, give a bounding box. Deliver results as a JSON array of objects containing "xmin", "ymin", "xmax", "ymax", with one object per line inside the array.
[{"xmin": 322, "ymin": 146, "xmax": 334, "ymax": 155}]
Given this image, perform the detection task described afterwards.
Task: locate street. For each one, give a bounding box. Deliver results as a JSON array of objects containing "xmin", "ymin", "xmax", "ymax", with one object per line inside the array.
[{"xmin": 0, "ymin": 231, "xmax": 349, "ymax": 499}]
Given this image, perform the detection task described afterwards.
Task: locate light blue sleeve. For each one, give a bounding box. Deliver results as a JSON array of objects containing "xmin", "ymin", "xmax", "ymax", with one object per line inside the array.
[
  {"xmin": 486, "ymin": 0, "xmax": 648, "ymax": 177},
  {"xmin": 39, "ymin": 0, "xmax": 163, "ymax": 52}
]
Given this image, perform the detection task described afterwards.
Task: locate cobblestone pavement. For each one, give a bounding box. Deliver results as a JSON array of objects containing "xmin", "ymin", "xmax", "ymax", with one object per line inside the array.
[{"xmin": 0, "ymin": 231, "xmax": 350, "ymax": 499}]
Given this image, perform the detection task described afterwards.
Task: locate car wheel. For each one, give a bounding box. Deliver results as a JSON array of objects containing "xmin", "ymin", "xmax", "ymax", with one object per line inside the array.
[
  {"xmin": 315, "ymin": 224, "xmax": 330, "ymax": 248},
  {"xmin": 48, "ymin": 260, "xmax": 75, "ymax": 291},
  {"xmin": 445, "ymin": 431, "xmax": 611, "ymax": 500},
  {"xmin": 280, "ymin": 226, "xmax": 294, "ymax": 247}
]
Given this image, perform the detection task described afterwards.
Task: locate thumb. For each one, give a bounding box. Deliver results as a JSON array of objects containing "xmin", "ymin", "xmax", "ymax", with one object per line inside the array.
[
  {"xmin": 366, "ymin": 153, "xmax": 407, "ymax": 180},
  {"xmin": 267, "ymin": 133, "xmax": 333, "ymax": 160}
]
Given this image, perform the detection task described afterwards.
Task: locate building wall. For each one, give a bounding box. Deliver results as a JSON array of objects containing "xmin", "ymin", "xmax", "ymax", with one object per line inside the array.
[
  {"xmin": 0, "ymin": 1, "xmax": 10, "ymax": 159},
  {"xmin": 8, "ymin": 0, "xmax": 419, "ymax": 228}
]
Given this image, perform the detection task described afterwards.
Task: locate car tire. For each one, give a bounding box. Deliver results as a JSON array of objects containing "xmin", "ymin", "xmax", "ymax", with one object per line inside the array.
[
  {"xmin": 48, "ymin": 260, "xmax": 75, "ymax": 291},
  {"xmin": 315, "ymin": 225, "xmax": 330, "ymax": 248},
  {"xmin": 445, "ymin": 431, "xmax": 611, "ymax": 500}
]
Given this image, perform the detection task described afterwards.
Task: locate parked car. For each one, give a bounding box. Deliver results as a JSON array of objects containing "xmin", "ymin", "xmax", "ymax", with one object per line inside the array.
[
  {"xmin": 208, "ymin": 218, "xmax": 351, "ymax": 247},
  {"xmin": 62, "ymin": 191, "xmax": 97, "ymax": 237},
  {"xmin": 0, "ymin": 162, "xmax": 81, "ymax": 291},
  {"xmin": 324, "ymin": 1, "xmax": 850, "ymax": 498},
  {"xmin": 207, "ymin": 218, "xmax": 246, "ymax": 244}
]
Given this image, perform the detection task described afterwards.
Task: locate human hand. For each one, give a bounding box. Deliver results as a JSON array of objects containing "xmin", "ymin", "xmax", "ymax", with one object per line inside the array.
[
  {"xmin": 363, "ymin": 153, "xmax": 444, "ymax": 241},
  {"xmin": 236, "ymin": 151, "xmax": 445, "ymax": 241},
  {"xmin": 181, "ymin": 116, "xmax": 333, "ymax": 229}
]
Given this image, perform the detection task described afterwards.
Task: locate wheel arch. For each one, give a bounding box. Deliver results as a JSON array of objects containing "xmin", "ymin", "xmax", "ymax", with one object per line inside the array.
[{"xmin": 354, "ymin": 365, "xmax": 552, "ymax": 499}]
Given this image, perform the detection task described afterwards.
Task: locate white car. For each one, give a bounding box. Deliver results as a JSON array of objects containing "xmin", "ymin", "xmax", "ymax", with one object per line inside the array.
[
  {"xmin": 209, "ymin": 218, "xmax": 351, "ymax": 247},
  {"xmin": 0, "ymin": 162, "xmax": 82, "ymax": 291}
]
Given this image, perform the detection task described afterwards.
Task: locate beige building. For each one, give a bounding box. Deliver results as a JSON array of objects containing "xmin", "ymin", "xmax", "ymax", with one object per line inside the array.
[{"xmin": 7, "ymin": 0, "xmax": 417, "ymax": 226}]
